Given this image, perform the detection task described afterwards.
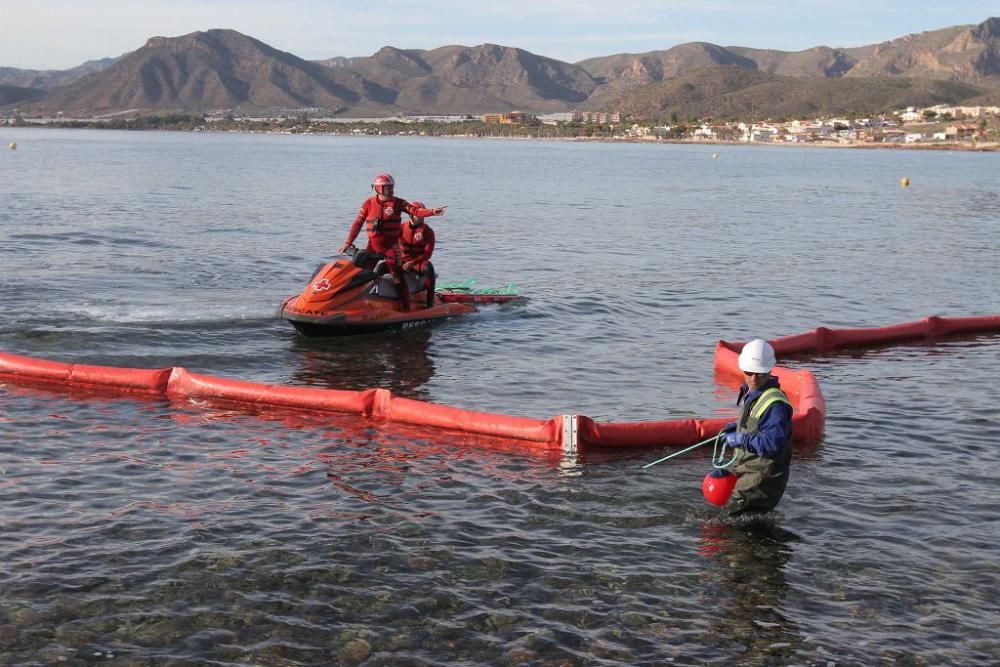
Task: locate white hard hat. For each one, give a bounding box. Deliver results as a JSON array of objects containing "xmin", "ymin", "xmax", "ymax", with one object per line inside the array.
[{"xmin": 738, "ymin": 339, "xmax": 776, "ymax": 374}]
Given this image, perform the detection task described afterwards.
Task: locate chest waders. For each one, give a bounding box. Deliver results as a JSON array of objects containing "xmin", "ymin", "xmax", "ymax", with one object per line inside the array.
[{"xmin": 726, "ymin": 387, "xmax": 793, "ymax": 516}]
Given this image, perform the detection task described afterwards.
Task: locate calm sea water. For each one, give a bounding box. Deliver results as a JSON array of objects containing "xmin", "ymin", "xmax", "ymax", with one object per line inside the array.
[{"xmin": 1, "ymin": 128, "xmax": 999, "ymax": 666}]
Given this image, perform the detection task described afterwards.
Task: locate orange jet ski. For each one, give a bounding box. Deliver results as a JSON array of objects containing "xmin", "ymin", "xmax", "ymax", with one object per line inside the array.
[{"xmin": 278, "ymin": 247, "xmax": 477, "ymax": 336}]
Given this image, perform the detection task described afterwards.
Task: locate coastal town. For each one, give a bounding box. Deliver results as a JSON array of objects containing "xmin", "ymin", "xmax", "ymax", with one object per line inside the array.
[
  {"xmin": 9, "ymin": 102, "xmax": 999, "ymax": 150},
  {"xmin": 347, "ymin": 104, "xmax": 1000, "ymax": 148},
  {"xmin": 615, "ymin": 104, "xmax": 1000, "ymax": 147}
]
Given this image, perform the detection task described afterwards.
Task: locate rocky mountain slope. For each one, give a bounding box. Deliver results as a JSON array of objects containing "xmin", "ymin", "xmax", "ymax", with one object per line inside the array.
[
  {"xmin": 0, "ymin": 58, "xmax": 115, "ymax": 91},
  {"xmin": 610, "ymin": 65, "xmax": 989, "ymax": 120},
  {"xmin": 24, "ymin": 30, "xmax": 396, "ymax": 116},
  {"xmin": 321, "ymin": 44, "xmax": 599, "ymax": 114},
  {"xmin": 2, "ymin": 18, "xmax": 998, "ymax": 118}
]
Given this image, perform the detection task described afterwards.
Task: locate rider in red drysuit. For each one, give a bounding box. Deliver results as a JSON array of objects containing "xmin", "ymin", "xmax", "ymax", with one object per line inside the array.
[{"xmin": 400, "ymin": 202, "xmax": 437, "ymax": 308}]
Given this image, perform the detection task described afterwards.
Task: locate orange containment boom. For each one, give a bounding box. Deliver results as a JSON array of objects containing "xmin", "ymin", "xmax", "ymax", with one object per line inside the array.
[{"xmin": 1, "ymin": 314, "xmax": 997, "ymax": 459}]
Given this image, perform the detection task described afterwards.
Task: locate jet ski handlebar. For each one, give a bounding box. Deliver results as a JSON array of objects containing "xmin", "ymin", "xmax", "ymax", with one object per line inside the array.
[{"xmin": 340, "ymin": 245, "xmax": 386, "ymax": 271}]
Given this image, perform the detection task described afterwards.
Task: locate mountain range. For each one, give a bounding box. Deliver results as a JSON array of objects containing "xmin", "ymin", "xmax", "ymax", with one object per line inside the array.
[{"xmin": 2, "ymin": 17, "xmax": 999, "ymax": 119}]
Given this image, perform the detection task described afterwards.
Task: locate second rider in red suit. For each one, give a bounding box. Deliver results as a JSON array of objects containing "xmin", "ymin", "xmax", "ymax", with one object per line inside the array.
[{"xmin": 400, "ymin": 202, "xmax": 437, "ymax": 309}]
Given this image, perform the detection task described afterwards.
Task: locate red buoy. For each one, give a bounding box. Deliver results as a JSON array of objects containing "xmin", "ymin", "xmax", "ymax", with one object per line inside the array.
[{"xmin": 702, "ymin": 469, "xmax": 737, "ymax": 506}]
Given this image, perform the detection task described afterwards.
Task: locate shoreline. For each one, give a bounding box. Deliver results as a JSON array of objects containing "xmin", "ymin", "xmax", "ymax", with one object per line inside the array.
[
  {"xmin": 5, "ymin": 124, "xmax": 999, "ymax": 152},
  {"xmin": 504, "ymin": 135, "xmax": 1000, "ymax": 152}
]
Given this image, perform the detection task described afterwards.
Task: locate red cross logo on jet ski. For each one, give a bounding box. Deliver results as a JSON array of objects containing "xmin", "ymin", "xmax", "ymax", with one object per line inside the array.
[{"xmin": 312, "ymin": 278, "xmax": 332, "ymax": 292}]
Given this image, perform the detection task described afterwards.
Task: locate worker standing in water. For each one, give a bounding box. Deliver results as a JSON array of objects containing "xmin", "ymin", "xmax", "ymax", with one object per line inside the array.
[{"xmin": 719, "ymin": 339, "xmax": 793, "ymax": 517}]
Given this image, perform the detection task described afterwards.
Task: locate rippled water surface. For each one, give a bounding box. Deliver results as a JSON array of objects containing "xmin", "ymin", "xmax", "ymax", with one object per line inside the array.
[{"xmin": 2, "ymin": 129, "xmax": 999, "ymax": 666}]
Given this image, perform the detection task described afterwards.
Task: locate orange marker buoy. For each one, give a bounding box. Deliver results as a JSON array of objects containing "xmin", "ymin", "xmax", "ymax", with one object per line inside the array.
[{"xmin": 702, "ymin": 469, "xmax": 737, "ymax": 506}]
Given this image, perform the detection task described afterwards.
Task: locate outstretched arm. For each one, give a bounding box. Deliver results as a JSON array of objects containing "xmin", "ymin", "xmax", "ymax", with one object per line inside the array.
[{"xmin": 405, "ymin": 202, "xmax": 447, "ymax": 218}]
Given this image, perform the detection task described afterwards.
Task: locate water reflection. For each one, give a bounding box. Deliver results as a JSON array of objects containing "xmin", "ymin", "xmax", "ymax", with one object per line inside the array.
[
  {"xmin": 699, "ymin": 520, "xmax": 803, "ymax": 659},
  {"xmin": 288, "ymin": 328, "xmax": 436, "ymax": 399}
]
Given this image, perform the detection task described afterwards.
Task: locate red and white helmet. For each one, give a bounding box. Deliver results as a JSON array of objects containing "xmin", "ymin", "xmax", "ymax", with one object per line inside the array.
[{"xmin": 372, "ymin": 173, "xmax": 395, "ymax": 194}]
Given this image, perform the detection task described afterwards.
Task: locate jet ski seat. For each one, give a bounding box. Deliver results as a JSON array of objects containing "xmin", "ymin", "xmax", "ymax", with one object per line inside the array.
[{"xmin": 370, "ymin": 259, "xmax": 432, "ymax": 297}]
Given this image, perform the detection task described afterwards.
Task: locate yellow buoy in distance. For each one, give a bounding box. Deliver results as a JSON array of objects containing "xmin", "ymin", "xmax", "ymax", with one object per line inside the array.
[
  {"xmin": 712, "ymin": 152, "xmax": 719, "ymax": 159},
  {"xmin": 8, "ymin": 142, "xmax": 15, "ymax": 150},
  {"xmin": 901, "ymin": 176, "xmax": 910, "ymax": 187}
]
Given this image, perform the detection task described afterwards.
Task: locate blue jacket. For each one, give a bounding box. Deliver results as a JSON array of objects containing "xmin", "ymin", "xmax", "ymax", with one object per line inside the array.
[{"xmin": 736, "ymin": 377, "xmax": 793, "ymax": 458}]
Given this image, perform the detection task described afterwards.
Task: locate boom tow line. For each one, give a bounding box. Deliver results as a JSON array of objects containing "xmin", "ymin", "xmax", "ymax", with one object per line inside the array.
[{"xmin": 640, "ymin": 432, "xmax": 739, "ymax": 469}]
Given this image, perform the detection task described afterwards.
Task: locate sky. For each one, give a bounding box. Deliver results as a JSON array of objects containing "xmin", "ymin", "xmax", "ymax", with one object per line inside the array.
[{"xmin": 2, "ymin": 0, "xmax": 998, "ymax": 70}]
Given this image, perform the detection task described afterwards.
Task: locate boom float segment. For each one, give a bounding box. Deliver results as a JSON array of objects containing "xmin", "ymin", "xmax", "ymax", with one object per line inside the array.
[{"xmin": 1, "ymin": 315, "xmax": 997, "ymax": 457}]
